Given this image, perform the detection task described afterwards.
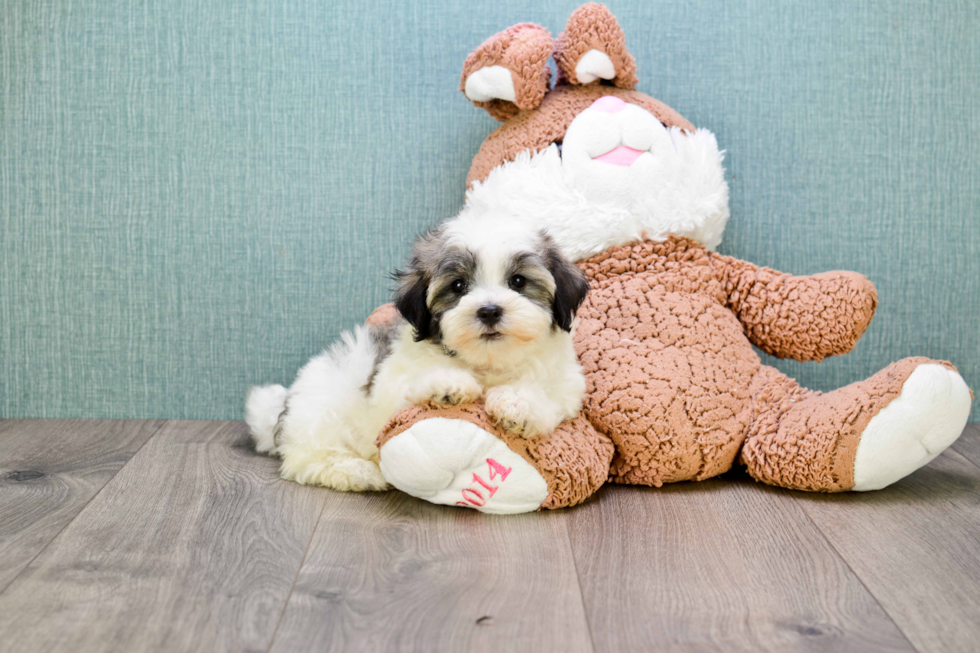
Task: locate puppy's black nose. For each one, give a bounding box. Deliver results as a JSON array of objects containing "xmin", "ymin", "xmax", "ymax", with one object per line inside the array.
[{"xmin": 476, "ymin": 305, "xmax": 503, "ymax": 326}]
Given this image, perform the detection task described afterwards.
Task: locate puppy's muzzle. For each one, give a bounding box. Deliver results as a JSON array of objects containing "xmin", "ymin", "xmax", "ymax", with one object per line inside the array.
[{"xmin": 476, "ymin": 305, "xmax": 503, "ymax": 327}]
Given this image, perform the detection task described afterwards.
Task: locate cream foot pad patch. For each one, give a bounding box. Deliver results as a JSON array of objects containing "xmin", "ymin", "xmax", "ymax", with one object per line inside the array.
[{"xmin": 853, "ymin": 364, "xmax": 971, "ymax": 491}]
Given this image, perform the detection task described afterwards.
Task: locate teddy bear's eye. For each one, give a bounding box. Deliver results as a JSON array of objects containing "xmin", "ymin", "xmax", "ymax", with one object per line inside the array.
[
  {"xmin": 509, "ymin": 275, "xmax": 527, "ymax": 291},
  {"xmin": 450, "ymin": 279, "xmax": 466, "ymax": 294}
]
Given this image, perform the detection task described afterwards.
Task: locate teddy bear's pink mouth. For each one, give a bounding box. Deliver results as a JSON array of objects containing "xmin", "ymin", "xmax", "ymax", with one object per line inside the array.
[{"xmin": 592, "ymin": 145, "xmax": 645, "ymax": 167}]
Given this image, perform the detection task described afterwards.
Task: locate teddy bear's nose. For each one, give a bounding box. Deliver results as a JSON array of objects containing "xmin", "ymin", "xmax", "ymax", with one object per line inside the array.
[{"xmin": 590, "ymin": 96, "xmax": 627, "ymax": 114}]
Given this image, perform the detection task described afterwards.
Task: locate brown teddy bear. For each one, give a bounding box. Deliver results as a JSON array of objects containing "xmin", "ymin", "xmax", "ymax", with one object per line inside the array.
[{"xmin": 372, "ymin": 3, "xmax": 973, "ymax": 514}]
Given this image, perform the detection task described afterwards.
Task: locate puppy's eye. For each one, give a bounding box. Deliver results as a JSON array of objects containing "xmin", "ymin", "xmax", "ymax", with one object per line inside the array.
[
  {"xmin": 450, "ymin": 278, "xmax": 466, "ymax": 294},
  {"xmin": 508, "ymin": 274, "xmax": 527, "ymax": 291}
]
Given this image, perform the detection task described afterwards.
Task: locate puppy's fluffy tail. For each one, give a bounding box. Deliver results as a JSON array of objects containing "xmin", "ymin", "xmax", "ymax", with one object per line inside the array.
[
  {"xmin": 245, "ymin": 384, "xmax": 287, "ymax": 454},
  {"xmin": 245, "ymin": 324, "xmax": 380, "ymax": 456}
]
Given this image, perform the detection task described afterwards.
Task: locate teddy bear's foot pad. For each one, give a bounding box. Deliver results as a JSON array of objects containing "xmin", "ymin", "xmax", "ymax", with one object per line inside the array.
[
  {"xmin": 853, "ymin": 364, "xmax": 972, "ymax": 490},
  {"xmin": 379, "ymin": 418, "xmax": 549, "ymax": 514}
]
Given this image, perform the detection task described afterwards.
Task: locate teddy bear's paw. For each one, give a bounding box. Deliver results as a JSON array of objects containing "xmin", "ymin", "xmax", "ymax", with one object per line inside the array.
[
  {"xmin": 378, "ymin": 418, "xmax": 549, "ymax": 514},
  {"xmin": 484, "ymin": 386, "xmax": 544, "ymax": 438},
  {"xmin": 853, "ymin": 364, "xmax": 972, "ymax": 491}
]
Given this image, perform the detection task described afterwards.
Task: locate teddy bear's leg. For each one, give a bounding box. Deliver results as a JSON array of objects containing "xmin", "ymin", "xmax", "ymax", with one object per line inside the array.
[
  {"xmin": 553, "ymin": 3, "xmax": 638, "ymax": 88},
  {"xmin": 741, "ymin": 357, "xmax": 972, "ymax": 492},
  {"xmin": 376, "ymin": 403, "xmax": 614, "ymax": 514}
]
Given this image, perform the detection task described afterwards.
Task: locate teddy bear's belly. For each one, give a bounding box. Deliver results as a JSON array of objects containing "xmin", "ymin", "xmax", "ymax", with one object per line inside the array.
[{"xmin": 575, "ymin": 280, "xmax": 762, "ymax": 487}]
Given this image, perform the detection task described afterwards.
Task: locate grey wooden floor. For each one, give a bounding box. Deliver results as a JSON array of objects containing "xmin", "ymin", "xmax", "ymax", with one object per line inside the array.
[{"xmin": 1, "ymin": 421, "xmax": 978, "ymax": 653}]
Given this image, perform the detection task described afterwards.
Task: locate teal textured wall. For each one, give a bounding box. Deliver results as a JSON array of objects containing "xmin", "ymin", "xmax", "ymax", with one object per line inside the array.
[{"xmin": 1, "ymin": 0, "xmax": 978, "ymax": 419}]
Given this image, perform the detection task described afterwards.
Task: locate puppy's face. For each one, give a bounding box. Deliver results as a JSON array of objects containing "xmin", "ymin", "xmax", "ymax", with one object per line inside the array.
[{"xmin": 394, "ymin": 219, "xmax": 589, "ymax": 366}]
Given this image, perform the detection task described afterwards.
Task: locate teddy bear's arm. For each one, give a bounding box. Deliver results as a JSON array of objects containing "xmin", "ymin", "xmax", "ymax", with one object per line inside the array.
[{"xmin": 712, "ymin": 254, "xmax": 878, "ymax": 362}]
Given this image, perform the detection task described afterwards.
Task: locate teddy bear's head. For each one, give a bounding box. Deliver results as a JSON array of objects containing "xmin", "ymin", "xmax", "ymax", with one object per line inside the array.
[{"xmin": 458, "ymin": 3, "xmax": 730, "ymax": 261}]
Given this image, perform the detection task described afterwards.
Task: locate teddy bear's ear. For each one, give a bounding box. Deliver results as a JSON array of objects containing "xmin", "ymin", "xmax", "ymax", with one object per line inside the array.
[
  {"xmin": 460, "ymin": 23, "xmax": 553, "ymax": 122},
  {"xmin": 553, "ymin": 3, "xmax": 638, "ymax": 89}
]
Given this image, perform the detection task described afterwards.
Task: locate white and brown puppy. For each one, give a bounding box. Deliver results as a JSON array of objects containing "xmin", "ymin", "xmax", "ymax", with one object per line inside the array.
[{"xmin": 245, "ymin": 215, "xmax": 589, "ymax": 492}]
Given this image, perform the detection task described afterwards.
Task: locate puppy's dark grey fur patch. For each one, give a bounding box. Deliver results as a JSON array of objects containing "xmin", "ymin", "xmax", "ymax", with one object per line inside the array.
[
  {"xmin": 427, "ymin": 249, "xmax": 476, "ymax": 322},
  {"xmin": 501, "ymin": 231, "xmax": 589, "ymax": 331},
  {"xmin": 505, "ymin": 250, "xmax": 554, "ymax": 310},
  {"xmin": 362, "ymin": 314, "xmax": 407, "ymax": 395},
  {"xmin": 394, "ymin": 227, "xmax": 476, "ymax": 343},
  {"xmin": 272, "ymin": 402, "xmax": 288, "ymax": 449},
  {"xmin": 539, "ymin": 231, "xmax": 589, "ymax": 332}
]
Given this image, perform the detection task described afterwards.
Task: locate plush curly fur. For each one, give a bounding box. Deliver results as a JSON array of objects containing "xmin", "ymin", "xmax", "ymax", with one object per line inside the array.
[{"xmin": 370, "ymin": 2, "xmax": 972, "ymax": 513}]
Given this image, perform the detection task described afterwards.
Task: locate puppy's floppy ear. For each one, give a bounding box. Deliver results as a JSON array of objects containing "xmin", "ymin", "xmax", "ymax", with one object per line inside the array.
[
  {"xmin": 542, "ymin": 232, "xmax": 589, "ymax": 332},
  {"xmin": 393, "ymin": 227, "xmax": 445, "ymax": 342},
  {"xmin": 393, "ymin": 267, "xmax": 432, "ymax": 342}
]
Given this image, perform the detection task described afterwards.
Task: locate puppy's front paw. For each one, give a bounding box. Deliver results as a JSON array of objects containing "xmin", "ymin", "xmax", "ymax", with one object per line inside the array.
[
  {"xmin": 408, "ymin": 371, "xmax": 483, "ymax": 406},
  {"xmin": 431, "ymin": 378, "xmax": 483, "ymax": 406},
  {"xmin": 485, "ymin": 386, "xmax": 540, "ymax": 438}
]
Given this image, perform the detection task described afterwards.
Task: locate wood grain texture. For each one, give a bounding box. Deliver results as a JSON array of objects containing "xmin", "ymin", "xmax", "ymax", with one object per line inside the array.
[
  {"xmin": 950, "ymin": 423, "xmax": 980, "ymax": 469},
  {"xmin": 566, "ymin": 477, "xmax": 914, "ymax": 653},
  {"xmin": 2, "ymin": 420, "xmax": 979, "ymax": 652},
  {"xmin": 0, "ymin": 419, "xmax": 163, "ymax": 592},
  {"xmin": 269, "ymin": 492, "xmax": 594, "ymax": 653},
  {"xmin": 799, "ymin": 444, "xmax": 980, "ymax": 653},
  {"xmin": 0, "ymin": 421, "xmax": 328, "ymax": 653}
]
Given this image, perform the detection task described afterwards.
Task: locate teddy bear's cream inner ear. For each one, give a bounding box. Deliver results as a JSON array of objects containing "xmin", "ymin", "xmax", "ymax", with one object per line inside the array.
[
  {"xmin": 575, "ymin": 49, "xmax": 616, "ymax": 84},
  {"xmin": 464, "ymin": 66, "xmax": 517, "ymax": 104}
]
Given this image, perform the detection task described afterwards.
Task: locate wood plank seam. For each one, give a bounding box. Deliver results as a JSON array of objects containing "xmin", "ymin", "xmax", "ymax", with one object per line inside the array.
[
  {"xmin": 263, "ymin": 496, "xmax": 330, "ymax": 653},
  {"xmin": 0, "ymin": 419, "xmax": 168, "ymax": 597},
  {"xmin": 563, "ymin": 515, "xmax": 598, "ymax": 653},
  {"xmin": 951, "ymin": 451, "xmax": 980, "ymax": 473},
  {"xmin": 950, "ymin": 424, "xmax": 980, "ymax": 471},
  {"xmin": 795, "ymin": 494, "xmax": 928, "ymax": 653}
]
